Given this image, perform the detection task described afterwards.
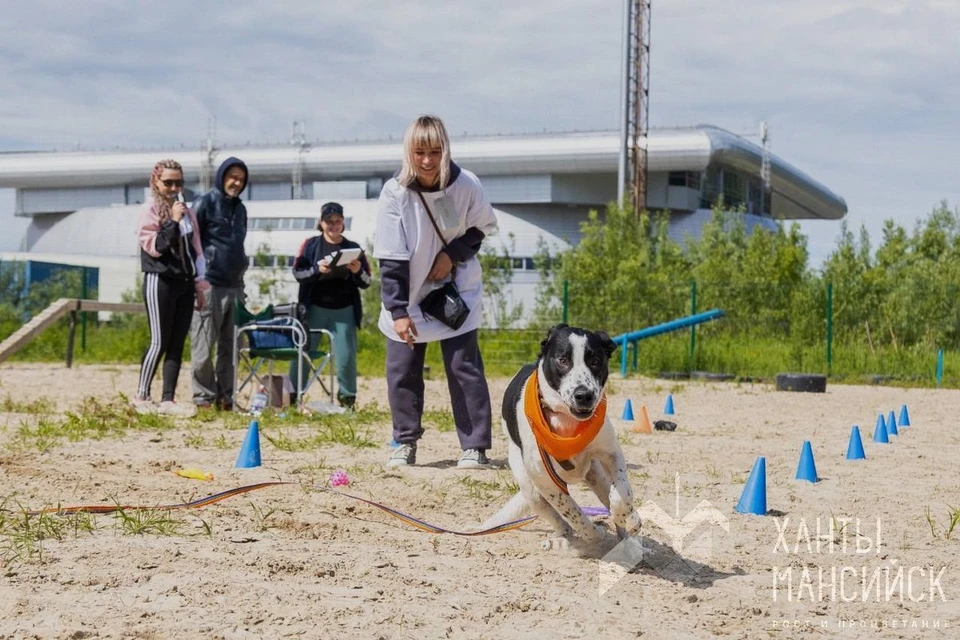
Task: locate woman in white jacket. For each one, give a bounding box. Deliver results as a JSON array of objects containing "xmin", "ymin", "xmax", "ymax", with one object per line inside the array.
[{"xmin": 374, "ymin": 115, "xmax": 498, "ymax": 469}]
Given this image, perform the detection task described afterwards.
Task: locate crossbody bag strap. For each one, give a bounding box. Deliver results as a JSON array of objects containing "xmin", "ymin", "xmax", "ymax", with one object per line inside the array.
[{"xmin": 416, "ymin": 191, "xmax": 457, "ymax": 279}]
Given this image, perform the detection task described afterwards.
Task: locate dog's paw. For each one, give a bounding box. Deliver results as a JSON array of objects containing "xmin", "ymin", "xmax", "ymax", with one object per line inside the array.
[{"xmin": 541, "ymin": 536, "xmax": 573, "ymax": 552}]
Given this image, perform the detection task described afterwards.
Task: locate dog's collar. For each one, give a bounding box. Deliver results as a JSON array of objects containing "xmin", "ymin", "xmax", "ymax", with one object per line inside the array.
[{"xmin": 524, "ymin": 371, "xmax": 607, "ymax": 463}]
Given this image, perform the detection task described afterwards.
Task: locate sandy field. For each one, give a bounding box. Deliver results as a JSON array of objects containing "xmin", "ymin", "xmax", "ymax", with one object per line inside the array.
[{"xmin": 1, "ymin": 362, "xmax": 960, "ymax": 639}]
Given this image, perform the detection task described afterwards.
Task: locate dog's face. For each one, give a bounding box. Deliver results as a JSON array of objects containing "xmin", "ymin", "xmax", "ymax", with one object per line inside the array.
[{"xmin": 538, "ymin": 324, "xmax": 618, "ymax": 419}]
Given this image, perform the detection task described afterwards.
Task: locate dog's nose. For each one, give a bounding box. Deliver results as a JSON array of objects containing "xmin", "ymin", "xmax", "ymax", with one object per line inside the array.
[{"xmin": 573, "ymin": 387, "xmax": 596, "ymax": 407}]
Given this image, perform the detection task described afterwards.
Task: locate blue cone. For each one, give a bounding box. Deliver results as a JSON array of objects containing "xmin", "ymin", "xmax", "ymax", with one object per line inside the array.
[
  {"xmin": 735, "ymin": 457, "xmax": 767, "ymax": 515},
  {"xmin": 795, "ymin": 441, "xmax": 819, "ymax": 483},
  {"xmin": 622, "ymin": 399, "xmax": 635, "ymax": 421},
  {"xmin": 664, "ymin": 394, "xmax": 675, "ymax": 415},
  {"xmin": 235, "ymin": 420, "xmax": 262, "ymax": 468},
  {"xmin": 873, "ymin": 414, "xmax": 889, "ymax": 444},
  {"xmin": 886, "ymin": 410, "xmax": 898, "ymax": 437},
  {"xmin": 846, "ymin": 426, "xmax": 866, "ymax": 460},
  {"xmin": 898, "ymin": 404, "xmax": 911, "ymax": 427}
]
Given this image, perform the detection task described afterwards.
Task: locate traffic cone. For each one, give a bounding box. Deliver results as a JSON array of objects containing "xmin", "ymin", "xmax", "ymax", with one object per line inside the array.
[
  {"xmin": 872, "ymin": 414, "xmax": 889, "ymax": 444},
  {"xmin": 735, "ymin": 457, "xmax": 767, "ymax": 515},
  {"xmin": 886, "ymin": 410, "xmax": 898, "ymax": 437},
  {"xmin": 846, "ymin": 426, "xmax": 866, "ymax": 460},
  {"xmin": 235, "ymin": 420, "xmax": 262, "ymax": 468},
  {"xmin": 632, "ymin": 403, "xmax": 653, "ymax": 434},
  {"xmin": 795, "ymin": 440, "xmax": 819, "ymax": 483},
  {"xmin": 898, "ymin": 404, "xmax": 911, "ymax": 427},
  {"xmin": 664, "ymin": 394, "xmax": 675, "ymax": 415},
  {"xmin": 621, "ymin": 399, "xmax": 635, "ymax": 421}
]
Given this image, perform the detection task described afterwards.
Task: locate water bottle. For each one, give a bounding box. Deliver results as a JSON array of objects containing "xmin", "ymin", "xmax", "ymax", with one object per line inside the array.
[{"xmin": 250, "ymin": 385, "xmax": 268, "ymax": 415}]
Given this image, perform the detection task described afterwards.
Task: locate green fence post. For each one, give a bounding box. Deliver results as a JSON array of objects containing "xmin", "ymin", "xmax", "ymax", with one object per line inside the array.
[
  {"xmin": 81, "ymin": 267, "xmax": 89, "ymax": 352},
  {"xmin": 826, "ymin": 281, "xmax": 833, "ymax": 375},
  {"xmin": 689, "ymin": 280, "xmax": 698, "ymax": 369},
  {"xmin": 562, "ymin": 280, "xmax": 569, "ymax": 324}
]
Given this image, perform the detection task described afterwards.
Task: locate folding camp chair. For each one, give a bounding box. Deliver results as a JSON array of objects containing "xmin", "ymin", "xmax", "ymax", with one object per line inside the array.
[{"xmin": 233, "ymin": 300, "xmax": 335, "ymax": 411}]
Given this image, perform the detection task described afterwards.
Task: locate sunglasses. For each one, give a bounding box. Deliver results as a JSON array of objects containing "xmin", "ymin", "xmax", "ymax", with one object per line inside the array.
[{"xmin": 161, "ymin": 179, "xmax": 184, "ymax": 188}]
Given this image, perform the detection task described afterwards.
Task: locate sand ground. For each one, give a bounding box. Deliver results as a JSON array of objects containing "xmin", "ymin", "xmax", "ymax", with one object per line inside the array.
[{"xmin": 1, "ymin": 363, "xmax": 959, "ymax": 639}]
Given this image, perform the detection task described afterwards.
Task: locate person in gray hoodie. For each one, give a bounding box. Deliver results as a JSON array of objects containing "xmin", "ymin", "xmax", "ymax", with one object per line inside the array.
[{"xmin": 190, "ymin": 157, "xmax": 249, "ymax": 410}]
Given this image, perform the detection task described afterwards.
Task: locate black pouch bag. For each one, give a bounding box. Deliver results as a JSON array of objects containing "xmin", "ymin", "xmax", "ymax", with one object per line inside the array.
[{"xmin": 420, "ymin": 279, "xmax": 470, "ymax": 330}]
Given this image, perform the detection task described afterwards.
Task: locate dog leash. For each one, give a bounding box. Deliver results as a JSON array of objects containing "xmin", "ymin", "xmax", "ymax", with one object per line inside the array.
[{"xmin": 24, "ymin": 481, "xmax": 538, "ymax": 537}]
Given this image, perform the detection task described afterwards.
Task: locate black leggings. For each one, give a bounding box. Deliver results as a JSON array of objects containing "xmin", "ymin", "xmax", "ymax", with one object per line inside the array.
[{"xmin": 137, "ymin": 273, "xmax": 195, "ymax": 402}]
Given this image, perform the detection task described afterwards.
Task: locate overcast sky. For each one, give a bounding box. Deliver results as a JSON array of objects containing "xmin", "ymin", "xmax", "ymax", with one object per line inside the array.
[{"xmin": 2, "ymin": 0, "xmax": 958, "ymax": 265}]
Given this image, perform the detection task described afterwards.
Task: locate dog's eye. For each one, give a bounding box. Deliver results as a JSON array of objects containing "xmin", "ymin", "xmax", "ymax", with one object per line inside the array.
[
  {"xmin": 556, "ymin": 355, "xmax": 571, "ymax": 368},
  {"xmin": 586, "ymin": 355, "xmax": 601, "ymax": 367}
]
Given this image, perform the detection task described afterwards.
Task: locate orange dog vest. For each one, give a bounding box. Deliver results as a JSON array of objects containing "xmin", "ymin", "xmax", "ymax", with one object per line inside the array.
[{"xmin": 523, "ymin": 371, "xmax": 607, "ymax": 462}]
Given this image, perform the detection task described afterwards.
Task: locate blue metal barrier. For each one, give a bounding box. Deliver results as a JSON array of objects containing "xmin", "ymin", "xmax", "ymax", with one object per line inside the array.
[{"xmin": 612, "ymin": 309, "xmax": 726, "ymax": 377}]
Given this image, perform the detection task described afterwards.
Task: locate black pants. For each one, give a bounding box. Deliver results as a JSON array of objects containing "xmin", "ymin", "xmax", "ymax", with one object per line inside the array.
[
  {"xmin": 386, "ymin": 329, "xmax": 492, "ymax": 451},
  {"xmin": 137, "ymin": 273, "xmax": 195, "ymax": 402}
]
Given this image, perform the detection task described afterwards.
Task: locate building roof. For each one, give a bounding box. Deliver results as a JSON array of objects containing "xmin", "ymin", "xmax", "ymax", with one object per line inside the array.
[{"xmin": 0, "ymin": 126, "xmax": 846, "ymax": 220}]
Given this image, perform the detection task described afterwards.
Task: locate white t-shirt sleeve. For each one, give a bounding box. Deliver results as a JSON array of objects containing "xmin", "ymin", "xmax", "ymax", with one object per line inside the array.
[
  {"xmin": 373, "ymin": 183, "xmax": 411, "ymax": 260},
  {"xmin": 463, "ymin": 171, "xmax": 498, "ymax": 236}
]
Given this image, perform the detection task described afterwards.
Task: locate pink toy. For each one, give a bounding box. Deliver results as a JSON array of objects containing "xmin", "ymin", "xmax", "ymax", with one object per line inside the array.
[{"xmin": 329, "ymin": 469, "xmax": 350, "ymax": 487}]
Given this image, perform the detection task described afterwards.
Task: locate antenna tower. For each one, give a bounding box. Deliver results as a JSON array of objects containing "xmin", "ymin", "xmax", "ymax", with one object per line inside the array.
[
  {"xmin": 618, "ymin": 0, "xmax": 652, "ymax": 213},
  {"xmin": 759, "ymin": 121, "xmax": 771, "ymax": 215},
  {"xmin": 291, "ymin": 121, "xmax": 310, "ymax": 200},
  {"xmin": 200, "ymin": 116, "xmax": 217, "ymax": 192}
]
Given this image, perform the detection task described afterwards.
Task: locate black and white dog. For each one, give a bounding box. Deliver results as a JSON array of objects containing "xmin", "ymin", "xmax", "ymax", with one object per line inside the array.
[{"xmin": 481, "ymin": 324, "xmax": 640, "ymax": 552}]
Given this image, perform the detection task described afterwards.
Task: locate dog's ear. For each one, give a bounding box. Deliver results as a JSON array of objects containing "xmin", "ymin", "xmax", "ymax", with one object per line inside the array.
[
  {"xmin": 539, "ymin": 323, "xmax": 568, "ymax": 358},
  {"xmin": 595, "ymin": 331, "xmax": 618, "ymax": 359}
]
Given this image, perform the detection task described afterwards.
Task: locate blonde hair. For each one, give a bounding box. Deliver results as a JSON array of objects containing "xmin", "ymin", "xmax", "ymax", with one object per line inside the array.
[
  {"xmin": 397, "ymin": 115, "xmax": 452, "ymax": 189},
  {"xmin": 149, "ymin": 158, "xmax": 183, "ymax": 223}
]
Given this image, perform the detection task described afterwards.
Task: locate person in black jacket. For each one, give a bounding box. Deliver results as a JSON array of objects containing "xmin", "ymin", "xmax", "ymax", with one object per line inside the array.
[
  {"xmin": 290, "ymin": 201, "xmax": 372, "ymax": 408},
  {"xmin": 135, "ymin": 159, "xmax": 210, "ymax": 417},
  {"xmin": 189, "ymin": 157, "xmax": 249, "ymax": 410}
]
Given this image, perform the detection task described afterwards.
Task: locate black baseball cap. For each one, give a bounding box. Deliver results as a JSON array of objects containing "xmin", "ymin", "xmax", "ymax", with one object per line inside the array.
[{"xmin": 320, "ymin": 202, "xmax": 344, "ymax": 219}]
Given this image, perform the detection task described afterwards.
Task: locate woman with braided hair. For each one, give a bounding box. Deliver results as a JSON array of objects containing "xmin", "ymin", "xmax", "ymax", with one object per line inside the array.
[{"xmin": 134, "ymin": 159, "xmax": 210, "ymax": 416}]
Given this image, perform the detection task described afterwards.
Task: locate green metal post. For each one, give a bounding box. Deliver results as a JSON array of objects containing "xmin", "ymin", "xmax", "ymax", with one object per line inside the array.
[
  {"xmin": 562, "ymin": 280, "xmax": 569, "ymax": 324},
  {"xmin": 81, "ymin": 267, "xmax": 88, "ymax": 351},
  {"xmin": 826, "ymin": 281, "xmax": 833, "ymax": 375},
  {"xmin": 689, "ymin": 280, "xmax": 698, "ymax": 369}
]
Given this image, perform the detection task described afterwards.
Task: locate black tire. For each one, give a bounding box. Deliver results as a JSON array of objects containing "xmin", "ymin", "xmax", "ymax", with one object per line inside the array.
[
  {"xmin": 775, "ymin": 373, "xmax": 827, "ymax": 393},
  {"xmin": 657, "ymin": 371, "xmax": 690, "ymax": 380},
  {"xmin": 690, "ymin": 371, "xmax": 736, "ymax": 382}
]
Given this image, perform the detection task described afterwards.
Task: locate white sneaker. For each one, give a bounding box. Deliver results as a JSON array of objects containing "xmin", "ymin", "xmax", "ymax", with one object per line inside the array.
[
  {"xmin": 386, "ymin": 443, "xmax": 417, "ymax": 467},
  {"xmin": 457, "ymin": 449, "xmax": 490, "ymax": 469},
  {"xmin": 133, "ymin": 397, "xmax": 156, "ymax": 414},
  {"xmin": 156, "ymin": 401, "xmax": 197, "ymax": 418}
]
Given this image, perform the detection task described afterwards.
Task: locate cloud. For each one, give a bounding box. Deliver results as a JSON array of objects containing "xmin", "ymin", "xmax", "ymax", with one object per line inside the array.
[{"xmin": 0, "ymin": 0, "xmax": 958, "ymax": 265}]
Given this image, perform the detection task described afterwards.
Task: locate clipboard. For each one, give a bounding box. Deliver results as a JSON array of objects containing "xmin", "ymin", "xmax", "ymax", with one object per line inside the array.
[{"xmin": 323, "ymin": 247, "xmax": 363, "ymax": 267}]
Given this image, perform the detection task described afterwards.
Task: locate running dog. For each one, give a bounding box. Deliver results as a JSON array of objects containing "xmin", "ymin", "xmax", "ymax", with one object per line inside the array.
[{"xmin": 481, "ymin": 324, "xmax": 640, "ymax": 552}]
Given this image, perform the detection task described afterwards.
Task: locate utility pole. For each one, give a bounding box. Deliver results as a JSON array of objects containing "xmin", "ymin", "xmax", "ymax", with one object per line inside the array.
[
  {"xmin": 291, "ymin": 121, "xmax": 309, "ymax": 200},
  {"xmin": 617, "ymin": 0, "xmax": 652, "ymax": 214}
]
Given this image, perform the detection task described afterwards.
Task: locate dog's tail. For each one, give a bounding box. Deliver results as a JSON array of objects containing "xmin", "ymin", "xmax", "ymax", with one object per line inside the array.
[{"xmin": 478, "ymin": 492, "xmax": 530, "ymax": 531}]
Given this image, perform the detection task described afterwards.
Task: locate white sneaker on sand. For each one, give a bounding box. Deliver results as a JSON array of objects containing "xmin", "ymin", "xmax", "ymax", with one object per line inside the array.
[
  {"xmin": 133, "ymin": 397, "xmax": 156, "ymax": 414},
  {"xmin": 156, "ymin": 401, "xmax": 197, "ymax": 418},
  {"xmin": 386, "ymin": 443, "xmax": 417, "ymax": 467},
  {"xmin": 457, "ymin": 449, "xmax": 490, "ymax": 469}
]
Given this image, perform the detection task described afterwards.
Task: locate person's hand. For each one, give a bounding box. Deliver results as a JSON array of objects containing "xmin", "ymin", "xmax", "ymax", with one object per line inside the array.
[
  {"xmin": 393, "ymin": 317, "xmax": 418, "ymax": 349},
  {"xmin": 317, "ymin": 259, "xmax": 332, "ymax": 274},
  {"xmin": 171, "ymin": 202, "xmax": 187, "ymax": 222},
  {"xmin": 346, "ymin": 259, "xmax": 361, "ymax": 274},
  {"xmin": 428, "ymin": 252, "xmax": 453, "ymax": 281},
  {"xmin": 194, "ymin": 279, "xmax": 211, "ymax": 310}
]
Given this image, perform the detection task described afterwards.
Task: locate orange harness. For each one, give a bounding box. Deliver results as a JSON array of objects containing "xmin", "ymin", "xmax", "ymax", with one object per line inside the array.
[{"xmin": 523, "ymin": 372, "xmax": 607, "ymax": 495}]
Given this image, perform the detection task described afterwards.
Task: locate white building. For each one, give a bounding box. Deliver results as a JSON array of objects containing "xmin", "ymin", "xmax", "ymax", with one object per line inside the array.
[{"xmin": 0, "ymin": 126, "xmax": 845, "ymax": 323}]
